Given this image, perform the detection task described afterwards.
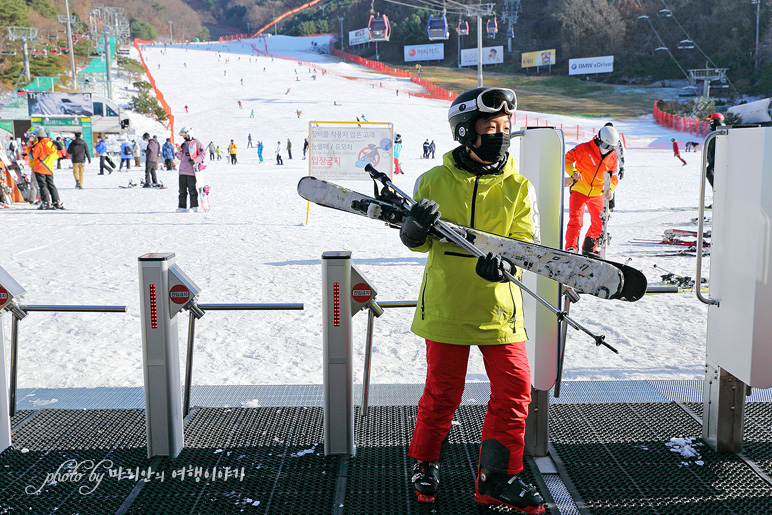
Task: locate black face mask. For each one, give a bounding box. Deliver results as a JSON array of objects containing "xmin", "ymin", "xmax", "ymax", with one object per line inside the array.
[{"xmin": 473, "ymin": 132, "xmax": 510, "ymax": 163}]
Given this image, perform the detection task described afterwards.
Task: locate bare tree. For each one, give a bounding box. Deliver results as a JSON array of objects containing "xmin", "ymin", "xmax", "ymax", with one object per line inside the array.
[{"xmin": 550, "ymin": 0, "xmax": 627, "ymax": 58}]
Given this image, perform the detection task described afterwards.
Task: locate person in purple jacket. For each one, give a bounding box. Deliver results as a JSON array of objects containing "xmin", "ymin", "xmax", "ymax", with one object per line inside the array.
[{"xmin": 174, "ymin": 127, "xmax": 205, "ymax": 212}]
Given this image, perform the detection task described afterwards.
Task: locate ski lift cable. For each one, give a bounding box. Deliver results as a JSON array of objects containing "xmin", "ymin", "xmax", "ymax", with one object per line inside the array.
[
  {"xmin": 380, "ymin": 0, "xmax": 466, "ymax": 14},
  {"xmin": 633, "ymin": 0, "xmax": 691, "ymax": 82},
  {"xmin": 658, "ymin": 0, "xmax": 739, "ymax": 95}
]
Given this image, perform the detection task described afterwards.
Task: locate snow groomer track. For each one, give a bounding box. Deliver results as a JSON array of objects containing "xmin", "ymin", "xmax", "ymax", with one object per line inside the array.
[{"xmin": 2, "ymin": 381, "xmax": 772, "ymax": 514}]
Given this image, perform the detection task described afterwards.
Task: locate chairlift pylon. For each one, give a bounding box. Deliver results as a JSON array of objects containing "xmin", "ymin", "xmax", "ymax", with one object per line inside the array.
[
  {"xmin": 427, "ymin": 13, "xmax": 449, "ymax": 41},
  {"xmin": 506, "ymin": 27, "xmax": 514, "ymax": 39}
]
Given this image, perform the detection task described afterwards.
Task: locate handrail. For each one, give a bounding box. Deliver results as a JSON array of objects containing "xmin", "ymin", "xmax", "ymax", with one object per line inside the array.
[
  {"xmin": 183, "ymin": 302, "xmax": 305, "ymax": 415},
  {"xmin": 9, "ymin": 304, "xmax": 128, "ymax": 416},
  {"xmin": 696, "ymin": 130, "xmax": 725, "ymax": 306}
]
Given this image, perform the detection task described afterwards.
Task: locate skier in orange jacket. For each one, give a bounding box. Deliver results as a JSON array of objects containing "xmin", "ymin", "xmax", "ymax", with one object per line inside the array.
[{"xmin": 564, "ymin": 125, "xmax": 619, "ymax": 254}]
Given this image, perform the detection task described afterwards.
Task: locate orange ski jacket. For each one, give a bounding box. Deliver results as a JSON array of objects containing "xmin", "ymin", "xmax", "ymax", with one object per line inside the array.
[{"xmin": 564, "ymin": 140, "xmax": 618, "ymax": 198}]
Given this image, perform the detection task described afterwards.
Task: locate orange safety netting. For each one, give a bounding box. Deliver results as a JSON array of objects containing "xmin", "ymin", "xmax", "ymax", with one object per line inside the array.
[
  {"xmin": 653, "ymin": 101, "xmax": 709, "ymax": 137},
  {"xmin": 133, "ymin": 39, "xmax": 175, "ymax": 144}
]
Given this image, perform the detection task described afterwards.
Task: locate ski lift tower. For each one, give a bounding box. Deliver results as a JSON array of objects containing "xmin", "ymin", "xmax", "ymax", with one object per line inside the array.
[
  {"xmin": 464, "ymin": 3, "xmax": 496, "ymax": 87},
  {"xmin": 688, "ymin": 68, "xmax": 728, "ymax": 99},
  {"xmin": 501, "ymin": 0, "xmax": 521, "ymax": 53},
  {"xmin": 7, "ymin": 27, "xmax": 39, "ymax": 83},
  {"xmin": 57, "ymin": 0, "xmax": 78, "ymax": 90}
]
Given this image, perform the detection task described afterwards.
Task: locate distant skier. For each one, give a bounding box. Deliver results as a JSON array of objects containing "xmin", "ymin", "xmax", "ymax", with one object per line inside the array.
[
  {"xmin": 302, "ymin": 138, "xmax": 309, "ymax": 160},
  {"xmin": 422, "ymin": 139, "xmax": 430, "ymax": 159},
  {"xmin": 361, "ymin": 114, "xmax": 368, "ymax": 122},
  {"xmin": 429, "ymin": 140, "xmax": 436, "ymax": 159},
  {"xmin": 228, "ymin": 140, "xmax": 238, "ymax": 164},
  {"xmin": 393, "ymin": 134, "xmax": 403, "ymax": 174},
  {"xmin": 247, "ymin": 134, "xmax": 253, "ymax": 149},
  {"xmin": 143, "ymin": 133, "xmax": 160, "ymax": 187},
  {"xmin": 184, "ymin": 105, "xmax": 189, "ymax": 113},
  {"xmin": 275, "ymin": 141, "xmax": 283, "ymax": 165},
  {"xmin": 250, "ymin": 109, "xmax": 255, "ymax": 118},
  {"xmin": 132, "ymin": 140, "xmax": 140, "ymax": 167},
  {"xmin": 119, "ymin": 140, "xmax": 133, "ymax": 170},
  {"xmin": 162, "ymin": 138, "xmax": 175, "ymax": 170},
  {"xmin": 96, "ymin": 136, "xmax": 115, "ymax": 174},
  {"xmin": 175, "ymin": 127, "xmax": 204, "ymax": 212},
  {"xmin": 257, "ymin": 140, "xmax": 264, "ymax": 163},
  {"xmin": 671, "ymin": 138, "xmax": 686, "ymax": 166},
  {"xmin": 207, "ymin": 141, "xmax": 216, "ymax": 160},
  {"xmin": 287, "ymin": 138, "xmax": 292, "ymax": 160},
  {"xmin": 68, "ymin": 133, "xmax": 91, "ymax": 189},
  {"xmin": 237, "ymin": 100, "xmax": 242, "ymax": 109},
  {"xmin": 285, "ymin": 88, "xmax": 291, "ymax": 95},
  {"xmin": 216, "ymin": 146, "xmax": 223, "ymax": 160}
]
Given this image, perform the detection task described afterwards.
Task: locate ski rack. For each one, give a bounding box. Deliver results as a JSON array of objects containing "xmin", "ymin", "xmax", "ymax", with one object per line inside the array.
[{"xmin": 363, "ymin": 164, "xmax": 617, "ymax": 353}]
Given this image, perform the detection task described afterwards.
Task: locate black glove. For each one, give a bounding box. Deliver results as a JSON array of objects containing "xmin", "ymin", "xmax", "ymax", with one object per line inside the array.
[
  {"xmin": 399, "ymin": 198, "xmax": 441, "ymax": 248},
  {"xmin": 188, "ymin": 158, "xmax": 195, "ymax": 165},
  {"xmin": 476, "ymin": 252, "xmax": 514, "ymax": 283}
]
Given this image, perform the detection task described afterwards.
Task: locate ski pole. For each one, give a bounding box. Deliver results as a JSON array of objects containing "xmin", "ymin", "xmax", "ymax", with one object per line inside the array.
[{"xmin": 364, "ymin": 165, "xmax": 617, "ymax": 353}]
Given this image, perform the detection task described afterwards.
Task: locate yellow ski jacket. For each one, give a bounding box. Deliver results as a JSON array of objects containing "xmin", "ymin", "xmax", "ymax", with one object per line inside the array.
[{"xmin": 408, "ymin": 150, "xmax": 539, "ymax": 345}]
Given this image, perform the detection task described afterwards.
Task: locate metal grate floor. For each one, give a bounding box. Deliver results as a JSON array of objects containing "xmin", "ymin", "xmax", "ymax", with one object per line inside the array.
[{"xmin": 1, "ymin": 392, "xmax": 772, "ymax": 514}]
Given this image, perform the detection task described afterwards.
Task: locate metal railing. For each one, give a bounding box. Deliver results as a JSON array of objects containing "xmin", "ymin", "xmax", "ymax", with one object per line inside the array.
[
  {"xmin": 9, "ymin": 304, "xmax": 127, "ymax": 416},
  {"xmin": 183, "ymin": 303, "xmax": 305, "ymax": 415}
]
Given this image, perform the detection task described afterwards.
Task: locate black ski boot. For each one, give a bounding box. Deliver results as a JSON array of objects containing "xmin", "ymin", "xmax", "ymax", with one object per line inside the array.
[
  {"xmin": 411, "ymin": 461, "xmax": 440, "ymax": 503},
  {"xmin": 582, "ymin": 236, "xmax": 599, "ymax": 257},
  {"xmin": 475, "ymin": 468, "xmax": 545, "ymax": 514}
]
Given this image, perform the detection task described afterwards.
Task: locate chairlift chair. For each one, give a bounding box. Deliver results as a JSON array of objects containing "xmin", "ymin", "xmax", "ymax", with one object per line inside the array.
[
  {"xmin": 655, "ymin": 46, "xmax": 669, "ymax": 53},
  {"xmin": 457, "ymin": 20, "xmax": 469, "ymax": 36},
  {"xmin": 368, "ymin": 13, "xmax": 391, "ymax": 42},
  {"xmin": 637, "ymin": 15, "xmax": 650, "ymax": 23},
  {"xmin": 427, "ymin": 13, "xmax": 449, "ymax": 41},
  {"xmin": 657, "ymin": 8, "xmax": 672, "ymax": 17},
  {"xmin": 677, "ymin": 39, "xmax": 695, "ymax": 50},
  {"xmin": 486, "ymin": 18, "xmax": 497, "ymax": 39}
]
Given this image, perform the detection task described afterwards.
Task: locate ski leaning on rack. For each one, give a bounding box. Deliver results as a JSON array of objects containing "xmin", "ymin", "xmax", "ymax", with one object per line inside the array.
[{"xmin": 298, "ymin": 176, "xmax": 647, "ymax": 302}]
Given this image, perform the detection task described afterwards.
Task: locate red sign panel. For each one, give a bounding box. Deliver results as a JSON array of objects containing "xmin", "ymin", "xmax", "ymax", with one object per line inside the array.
[
  {"xmin": 352, "ymin": 282, "xmax": 373, "ymax": 303},
  {"xmin": 169, "ymin": 284, "xmax": 190, "ymax": 305},
  {"xmin": 0, "ymin": 285, "xmax": 8, "ymax": 308}
]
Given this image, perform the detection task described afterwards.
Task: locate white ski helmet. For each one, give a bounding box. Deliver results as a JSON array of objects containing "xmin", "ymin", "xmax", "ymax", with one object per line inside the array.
[
  {"xmin": 178, "ymin": 127, "xmax": 193, "ymax": 139},
  {"xmin": 596, "ymin": 125, "xmax": 619, "ymax": 153}
]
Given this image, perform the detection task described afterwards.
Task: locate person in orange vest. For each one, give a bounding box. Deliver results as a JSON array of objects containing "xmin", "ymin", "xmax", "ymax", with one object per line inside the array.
[
  {"xmin": 29, "ymin": 127, "xmax": 63, "ymax": 210},
  {"xmin": 228, "ymin": 140, "xmax": 237, "ymax": 164},
  {"xmin": 564, "ymin": 125, "xmax": 619, "ymax": 254}
]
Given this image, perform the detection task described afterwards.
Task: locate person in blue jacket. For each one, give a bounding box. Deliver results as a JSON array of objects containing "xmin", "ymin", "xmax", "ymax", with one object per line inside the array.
[
  {"xmin": 393, "ymin": 134, "xmax": 403, "ymax": 174},
  {"xmin": 257, "ymin": 140, "xmax": 264, "ymax": 163},
  {"xmin": 95, "ymin": 136, "xmax": 115, "ymax": 175},
  {"xmin": 162, "ymin": 138, "xmax": 176, "ymax": 170},
  {"xmin": 119, "ymin": 140, "xmax": 133, "ymax": 170}
]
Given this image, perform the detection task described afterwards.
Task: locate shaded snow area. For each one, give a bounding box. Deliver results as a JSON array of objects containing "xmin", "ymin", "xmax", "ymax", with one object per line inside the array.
[{"xmin": 3, "ymin": 35, "xmax": 711, "ymax": 389}]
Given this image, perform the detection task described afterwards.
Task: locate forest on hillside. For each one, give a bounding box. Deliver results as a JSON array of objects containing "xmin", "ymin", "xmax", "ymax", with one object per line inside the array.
[{"xmin": 1, "ymin": 0, "xmax": 770, "ymax": 95}]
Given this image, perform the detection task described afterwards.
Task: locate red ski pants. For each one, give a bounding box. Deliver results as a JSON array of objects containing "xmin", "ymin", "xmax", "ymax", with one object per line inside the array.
[
  {"xmin": 565, "ymin": 191, "xmax": 604, "ymax": 250},
  {"xmin": 408, "ymin": 340, "xmax": 531, "ymax": 476}
]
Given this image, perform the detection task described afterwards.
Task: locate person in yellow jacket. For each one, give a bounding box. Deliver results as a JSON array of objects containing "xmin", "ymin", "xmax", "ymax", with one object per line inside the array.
[
  {"xmin": 401, "ymin": 87, "xmax": 545, "ymax": 514},
  {"xmin": 228, "ymin": 140, "xmax": 237, "ymax": 165},
  {"xmin": 564, "ymin": 125, "xmax": 619, "ymax": 254},
  {"xmin": 29, "ymin": 128, "xmax": 63, "ymax": 210}
]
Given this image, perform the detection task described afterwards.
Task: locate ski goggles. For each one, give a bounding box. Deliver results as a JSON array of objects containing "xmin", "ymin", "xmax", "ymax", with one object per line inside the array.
[
  {"xmin": 597, "ymin": 138, "xmax": 615, "ymax": 152},
  {"xmin": 448, "ymin": 88, "xmax": 517, "ymax": 120}
]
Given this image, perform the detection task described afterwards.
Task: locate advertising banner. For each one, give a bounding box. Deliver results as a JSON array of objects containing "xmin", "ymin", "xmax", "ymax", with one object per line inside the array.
[
  {"xmin": 521, "ymin": 49, "xmax": 556, "ymax": 68},
  {"xmin": 568, "ymin": 55, "xmax": 614, "ymax": 75},
  {"xmin": 460, "ymin": 46, "xmax": 504, "ymax": 67},
  {"xmin": 27, "ymin": 92, "xmax": 94, "ymax": 117},
  {"xmin": 309, "ymin": 122, "xmax": 394, "ymax": 180},
  {"xmin": 349, "ymin": 28, "xmax": 371, "ymax": 46},
  {"xmin": 404, "ymin": 43, "xmax": 444, "ymax": 62}
]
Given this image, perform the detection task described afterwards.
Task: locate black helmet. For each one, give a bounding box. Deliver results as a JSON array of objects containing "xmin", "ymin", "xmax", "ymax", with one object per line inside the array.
[{"xmin": 448, "ymin": 87, "xmax": 517, "ymax": 146}]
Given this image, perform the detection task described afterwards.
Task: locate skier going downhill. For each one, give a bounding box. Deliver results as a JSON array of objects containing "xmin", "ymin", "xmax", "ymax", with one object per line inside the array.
[
  {"xmin": 564, "ymin": 125, "xmax": 619, "ymax": 255},
  {"xmin": 402, "ymin": 87, "xmax": 545, "ymax": 514}
]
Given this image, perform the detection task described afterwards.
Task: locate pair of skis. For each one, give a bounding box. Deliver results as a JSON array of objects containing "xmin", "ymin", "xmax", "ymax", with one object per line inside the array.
[{"xmin": 298, "ymin": 165, "xmax": 648, "ymax": 351}]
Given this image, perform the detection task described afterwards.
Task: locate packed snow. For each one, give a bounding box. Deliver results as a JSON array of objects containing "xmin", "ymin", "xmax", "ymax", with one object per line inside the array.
[{"xmin": 2, "ymin": 35, "xmax": 712, "ymax": 390}]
